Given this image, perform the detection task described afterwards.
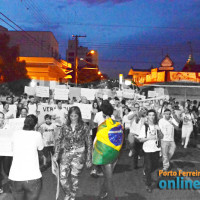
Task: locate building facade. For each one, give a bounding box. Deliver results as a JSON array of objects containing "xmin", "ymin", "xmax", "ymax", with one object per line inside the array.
[
  {"xmin": 0, "ymin": 25, "xmax": 59, "ymax": 59},
  {"xmin": 127, "ymin": 55, "xmax": 200, "ymax": 87},
  {"xmin": 18, "ymin": 57, "xmax": 72, "ymax": 87}
]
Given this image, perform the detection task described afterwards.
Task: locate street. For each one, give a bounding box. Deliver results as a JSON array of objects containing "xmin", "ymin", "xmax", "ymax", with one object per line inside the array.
[{"xmin": 1, "ymin": 139, "xmax": 200, "ymax": 200}]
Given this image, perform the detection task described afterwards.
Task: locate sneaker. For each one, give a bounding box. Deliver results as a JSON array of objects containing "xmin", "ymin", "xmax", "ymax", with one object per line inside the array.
[
  {"xmin": 146, "ymin": 186, "xmax": 152, "ymax": 193},
  {"xmin": 96, "ymin": 171, "xmax": 104, "ymax": 176},
  {"xmin": 90, "ymin": 169, "xmax": 97, "ymax": 176},
  {"xmin": 0, "ymin": 188, "xmax": 3, "ymax": 194},
  {"xmin": 128, "ymin": 150, "xmax": 133, "ymax": 157}
]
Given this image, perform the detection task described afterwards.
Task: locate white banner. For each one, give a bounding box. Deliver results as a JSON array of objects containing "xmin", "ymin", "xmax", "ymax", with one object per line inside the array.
[
  {"xmin": 148, "ymin": 90, "xmax": 157, "ymax": 98},
  {"xmin": 36, "ymin": 86, "xmax": 49, "ymax": 98},
  {"xmin": 123, "ymin": 89, "xmax": 135, "ymax": 99},
  {"xmin": 24, "ymin": 86, "xmax": 36, "ymax": 96},
  {"xmin": 74, "ymin": 103, "xmax": 92, "ymax": 120},
  {"xmin": 54, "ymin": 88, "xmax": 69, "ymax": 100},
  {"xmin": 0, "ymin": 129, "xmax": 14, "ymax": 156},
  {"xmin": 7, "ymin": 118, "xmax": 25, "ymax": 130},
  {"xmin": 81, "ymin": 88, "xmax": 97, "ymax": 100}
]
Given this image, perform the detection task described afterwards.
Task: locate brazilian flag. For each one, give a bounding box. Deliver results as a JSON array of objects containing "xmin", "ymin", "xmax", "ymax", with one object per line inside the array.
[{"xmin": 92, "ymin": 118, "xmax": 123, "ymax": 165}]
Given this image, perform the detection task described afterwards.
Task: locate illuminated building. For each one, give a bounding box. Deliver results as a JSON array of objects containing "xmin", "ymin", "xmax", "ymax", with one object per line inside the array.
[
  {"xmin": 0, "ymin": 25, "xmax": 59, "ymax": 59},
  {"xmin": 127, "ymin": 55, "xmax": 200, "ymax": 87},
  {"xmin": 18, "ymin": 57, "xmax": 72, "ymax": 87},
  {"xmin": 66, "ymin": 39, "xmax": 98, "ymax": 81}
]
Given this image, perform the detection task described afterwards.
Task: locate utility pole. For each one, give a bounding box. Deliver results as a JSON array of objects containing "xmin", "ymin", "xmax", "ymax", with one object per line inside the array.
[{"xmin": 72, "ymin": 35, "xmax": 86, "ymax": 85}]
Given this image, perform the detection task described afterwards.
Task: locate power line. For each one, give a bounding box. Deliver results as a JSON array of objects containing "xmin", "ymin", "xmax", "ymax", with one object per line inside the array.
[
  {"xmin": 0, "ymin": 12, "xmax": 52, "ymax": 55},
  {"xmin": 66, "ymin": 22, "xmax": 200, "ymax": 31}
]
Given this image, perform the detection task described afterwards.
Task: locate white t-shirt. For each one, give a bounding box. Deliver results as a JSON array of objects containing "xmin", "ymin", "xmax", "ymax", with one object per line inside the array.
[
  {"xmin": 39, "ymin": 123, "xmax": 57, "ymax": 146},
  {"xmin": 28, "ymin": 104, "xmax": 37, "ymax": 115},
  {"xmin": 122, "ymin": 114, "xmax": 131, "ymax": 129},
  {"xmin": 52, "ymin": 108, "xmax": 67, "ymax": 125},
  {"xmin": 93, "ymin": 111, "xmax": 115, "ymax": 126},
  {"xmin": 9, "ymin": 130, "xmax": 44, "ymax": 181},
  {"xmin": 93, "ymin": 111, "xmax": 105, "ymax": 126},
  {"xmin": 181, "ymin": 113, "xmax": 194, "ymax": 126},
  {"xmin": 139, "ymin": 124, "xmax": 160, "ymax": 153},
  {"xmin": 159, "ymin": 118, "xmax": 178, "ymax": 142},
  {"xmin": 130, "ymin": 117, "xmax": 146, "ymax": 135}
]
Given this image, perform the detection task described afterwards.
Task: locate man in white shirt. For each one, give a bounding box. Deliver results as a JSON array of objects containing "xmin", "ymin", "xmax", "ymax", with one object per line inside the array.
[
  {"xmin": 159, "ymin": 108, "xmax": 179, "ymax": 171},
  {"xmin": 52, "ymin": 100, "xmax": 68, "ymax": 125}
]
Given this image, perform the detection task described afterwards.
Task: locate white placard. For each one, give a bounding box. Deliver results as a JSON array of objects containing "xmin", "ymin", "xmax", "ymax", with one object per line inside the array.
[
  {"xmin": 24, "ymin": 86, "xmax": 36, "ymax": 96},
  {"xmin": 37, "ymin": 104, "xmax": 57, "ymax": 124},
  {"xmin": 0, "ymin": 129, "xmax": 14, "ymax": 156},
  {"xmin": 81, "ymin": 88, "xmax": 97, "ymax": 100},
  {"xmin": 36, "ymin": 86, "xmax": 49, "ymax": 98},
  {"xmin": 74, "ymin": 103, "xmax": 92, "ymax": 120},
  {"xmin": 122, "ymin": 89, "xmax": 135, "ymax": 99},
  {"xmin": 116, "ymin": 91, "xmax": 123, "ymax": 98},
  {"xmin": 148, "ymin": 90, "xmax": 157, "ymax": 98},
  {"xmin": 7, "ymin": 118, "xmax": 25, "ymax": 130},
  {"xmin": 54, "ymin": 88, "xmax": 69, "ymax": 100},
  {"xmin": 55, "ymin": 85, "xmax": 67, "ymax": 89}
]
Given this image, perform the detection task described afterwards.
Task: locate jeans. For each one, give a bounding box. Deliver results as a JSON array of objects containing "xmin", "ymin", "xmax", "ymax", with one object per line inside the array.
[
  {"xmin": 10, "ymin": 178, "xmax": 42, "ymax": 200},
  {"xmin": 132, "ymin": 140, "xmax": 143, "ymax": 168},
  {"xmin": 0, "ymin": 156, "xmax": 12, "ymax": 188},
  {"xmin": 143, "ymin": 151, "xmax": 159, "ymax": 187},
  {"xmin": 161, "ymin": 141, "xmax": 176, "ymax": 170}
]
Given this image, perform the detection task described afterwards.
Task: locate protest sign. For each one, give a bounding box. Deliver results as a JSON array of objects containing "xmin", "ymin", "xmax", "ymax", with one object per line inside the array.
[
  {"xmin": 81, "ymin": 88, "xmax": 97, "ymax": 100},
  {"xmin": 55, "ymin": 85, "xmax": 67, "ymax": 89},
  {"xmin": 7, "ymin": 118, "xmax": 25, "ymax": 130},
  {"xmin": 69, "ymin": 87, "xmax": 81, "ymax": 99},
  {"xmin": 24, "ymin": 86, "xmax": 36, "ymax": 96},
  {"xmin": 74, "ymin": 103, "xmax": 92, "ymax": 120},
  {"xmin": 154, "ymin": 88, "xmax": 165, "ymax": 97},
  {"xmin": 37, "ymin": 104, "xmax": 57, "ymax": 124},
  {"xmin": 36, "ymin": 86, "xmax": 49, "ymax": 98},
  {"xmin": 123, "ymin": 89, "xmax": 135, "ymax": 99},
  {"xmin": 54, "ymin": 88, "xmax": 69, "ymax": 100},
  {"xmin": 0, "ymin": 129, "xmax": 13, "ymax": 156},
  {"xmin": 148, "ymin": 90, "xmax": 157, "ymax": 98}
]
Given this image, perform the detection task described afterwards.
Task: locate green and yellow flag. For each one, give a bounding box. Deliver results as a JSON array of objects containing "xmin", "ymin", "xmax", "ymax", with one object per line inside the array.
[{"xmin": 92, "ymin": 118, "xmax": 123, "ymax": 165}]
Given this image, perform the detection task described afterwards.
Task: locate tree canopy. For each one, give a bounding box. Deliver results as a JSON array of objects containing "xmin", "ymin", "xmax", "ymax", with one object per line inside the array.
[{"xmin": 0, "ymin": 33, "xmax": 30, "ymax": 96}]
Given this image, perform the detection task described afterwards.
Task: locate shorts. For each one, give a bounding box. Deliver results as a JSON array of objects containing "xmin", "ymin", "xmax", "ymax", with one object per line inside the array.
[{"xmin": 43, "ymin": 146, "xmax": 54, "ymax": 157}]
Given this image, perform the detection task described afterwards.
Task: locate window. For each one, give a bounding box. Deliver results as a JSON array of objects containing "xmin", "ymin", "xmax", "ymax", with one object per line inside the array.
[
  {"xmin": 68, "ymin": 58, "xmax": 74, "ymax": 62},
  {"xmin": 68, "ymin": 52, "xmax": 74, "ymax": 56}
]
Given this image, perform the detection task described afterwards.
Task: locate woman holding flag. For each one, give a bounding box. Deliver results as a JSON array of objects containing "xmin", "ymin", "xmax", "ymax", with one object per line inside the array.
[{"xmin": 92, "ymin": 100, "xmax": 124, "ymax": 200}]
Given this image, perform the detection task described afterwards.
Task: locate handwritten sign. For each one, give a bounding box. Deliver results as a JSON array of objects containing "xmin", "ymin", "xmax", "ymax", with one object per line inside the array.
[
  {"xmin": 24, "ymin": 86, "xmax": 36, "ymax": 96},
  {"xmin": 81, "ymin": 88, "xmax": 96, "ymax": 100},
  {"xmin": 69, "ymin": 87, "xmax": 81, "ymax": 99},
  {"xmin": 54, "ymin": 88, "xmax": 69, "ymax": 100},
  {"xmin": 148, "ymin": 91, "xmax": 157, "ymax": 98},
  {"xmin": 74, "ymin": 103, "xmax": 92, "ymax": 120},
  {"xmin": 37, "ymin": 104, "xmax": 57, "ymax": 124},
  {"xmin": 123, "ymin": 89, "xmax": 135, "ymax": 99},
  {"xmin": 0, "ymin": 129, "xmax": 14, "ymax": 156},
  {"xmin": 36, "ymin": 86, "xmax": 49, "ymax": 98},
  {"xmin": 7, "ymin": 118, "xmax": 25, "ymax": 130}
]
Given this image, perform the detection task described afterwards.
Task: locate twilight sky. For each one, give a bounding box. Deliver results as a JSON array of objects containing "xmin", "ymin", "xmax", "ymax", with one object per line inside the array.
[{"xmin": 0, "ymin": 0, "xmax": 200, "ymax": 78}]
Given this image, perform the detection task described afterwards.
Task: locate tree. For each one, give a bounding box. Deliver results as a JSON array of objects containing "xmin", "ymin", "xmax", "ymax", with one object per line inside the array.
[{"xmin": 0, "ymin": 33, "xmax": 30, "ymax": 96}]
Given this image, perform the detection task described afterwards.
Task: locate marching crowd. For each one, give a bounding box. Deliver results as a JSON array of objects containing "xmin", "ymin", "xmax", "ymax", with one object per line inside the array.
[{"xmin": 0, "ymin": 92, "xmax": 200, "ymax": 200}]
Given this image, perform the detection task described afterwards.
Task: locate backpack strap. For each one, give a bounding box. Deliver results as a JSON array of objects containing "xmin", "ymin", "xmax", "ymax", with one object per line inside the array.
[{"xmin": 144, "ymin": 123, "xmax": 149, "ymax": 138}]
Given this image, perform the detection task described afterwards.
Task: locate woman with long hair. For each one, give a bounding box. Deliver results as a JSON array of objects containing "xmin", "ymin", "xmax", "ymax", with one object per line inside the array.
[
  {"xmin": 181, "ymin": 107, "xmax": 194, "ymax": 148},
  {"xmin": 92, "ymin": 100, "xmax": 123, "ymax": 200},
  {"xmin": 53, "ymin": 106, "xmax": 92, "ymax": 200},
  {"xmin": 136, "ymin": 109, "xmax": 161, "ymax": 193}
]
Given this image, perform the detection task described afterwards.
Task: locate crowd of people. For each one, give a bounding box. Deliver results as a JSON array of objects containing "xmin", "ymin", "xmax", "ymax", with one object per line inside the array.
[{"xmin": 0, "ymin": 92, "xmax": 200, "ymax": 200}]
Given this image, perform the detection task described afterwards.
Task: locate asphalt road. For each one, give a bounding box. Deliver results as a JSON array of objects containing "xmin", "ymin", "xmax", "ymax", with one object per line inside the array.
[{"xmin": 2, "ymin": 138, "xmax": 200, "ymax": 200}]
